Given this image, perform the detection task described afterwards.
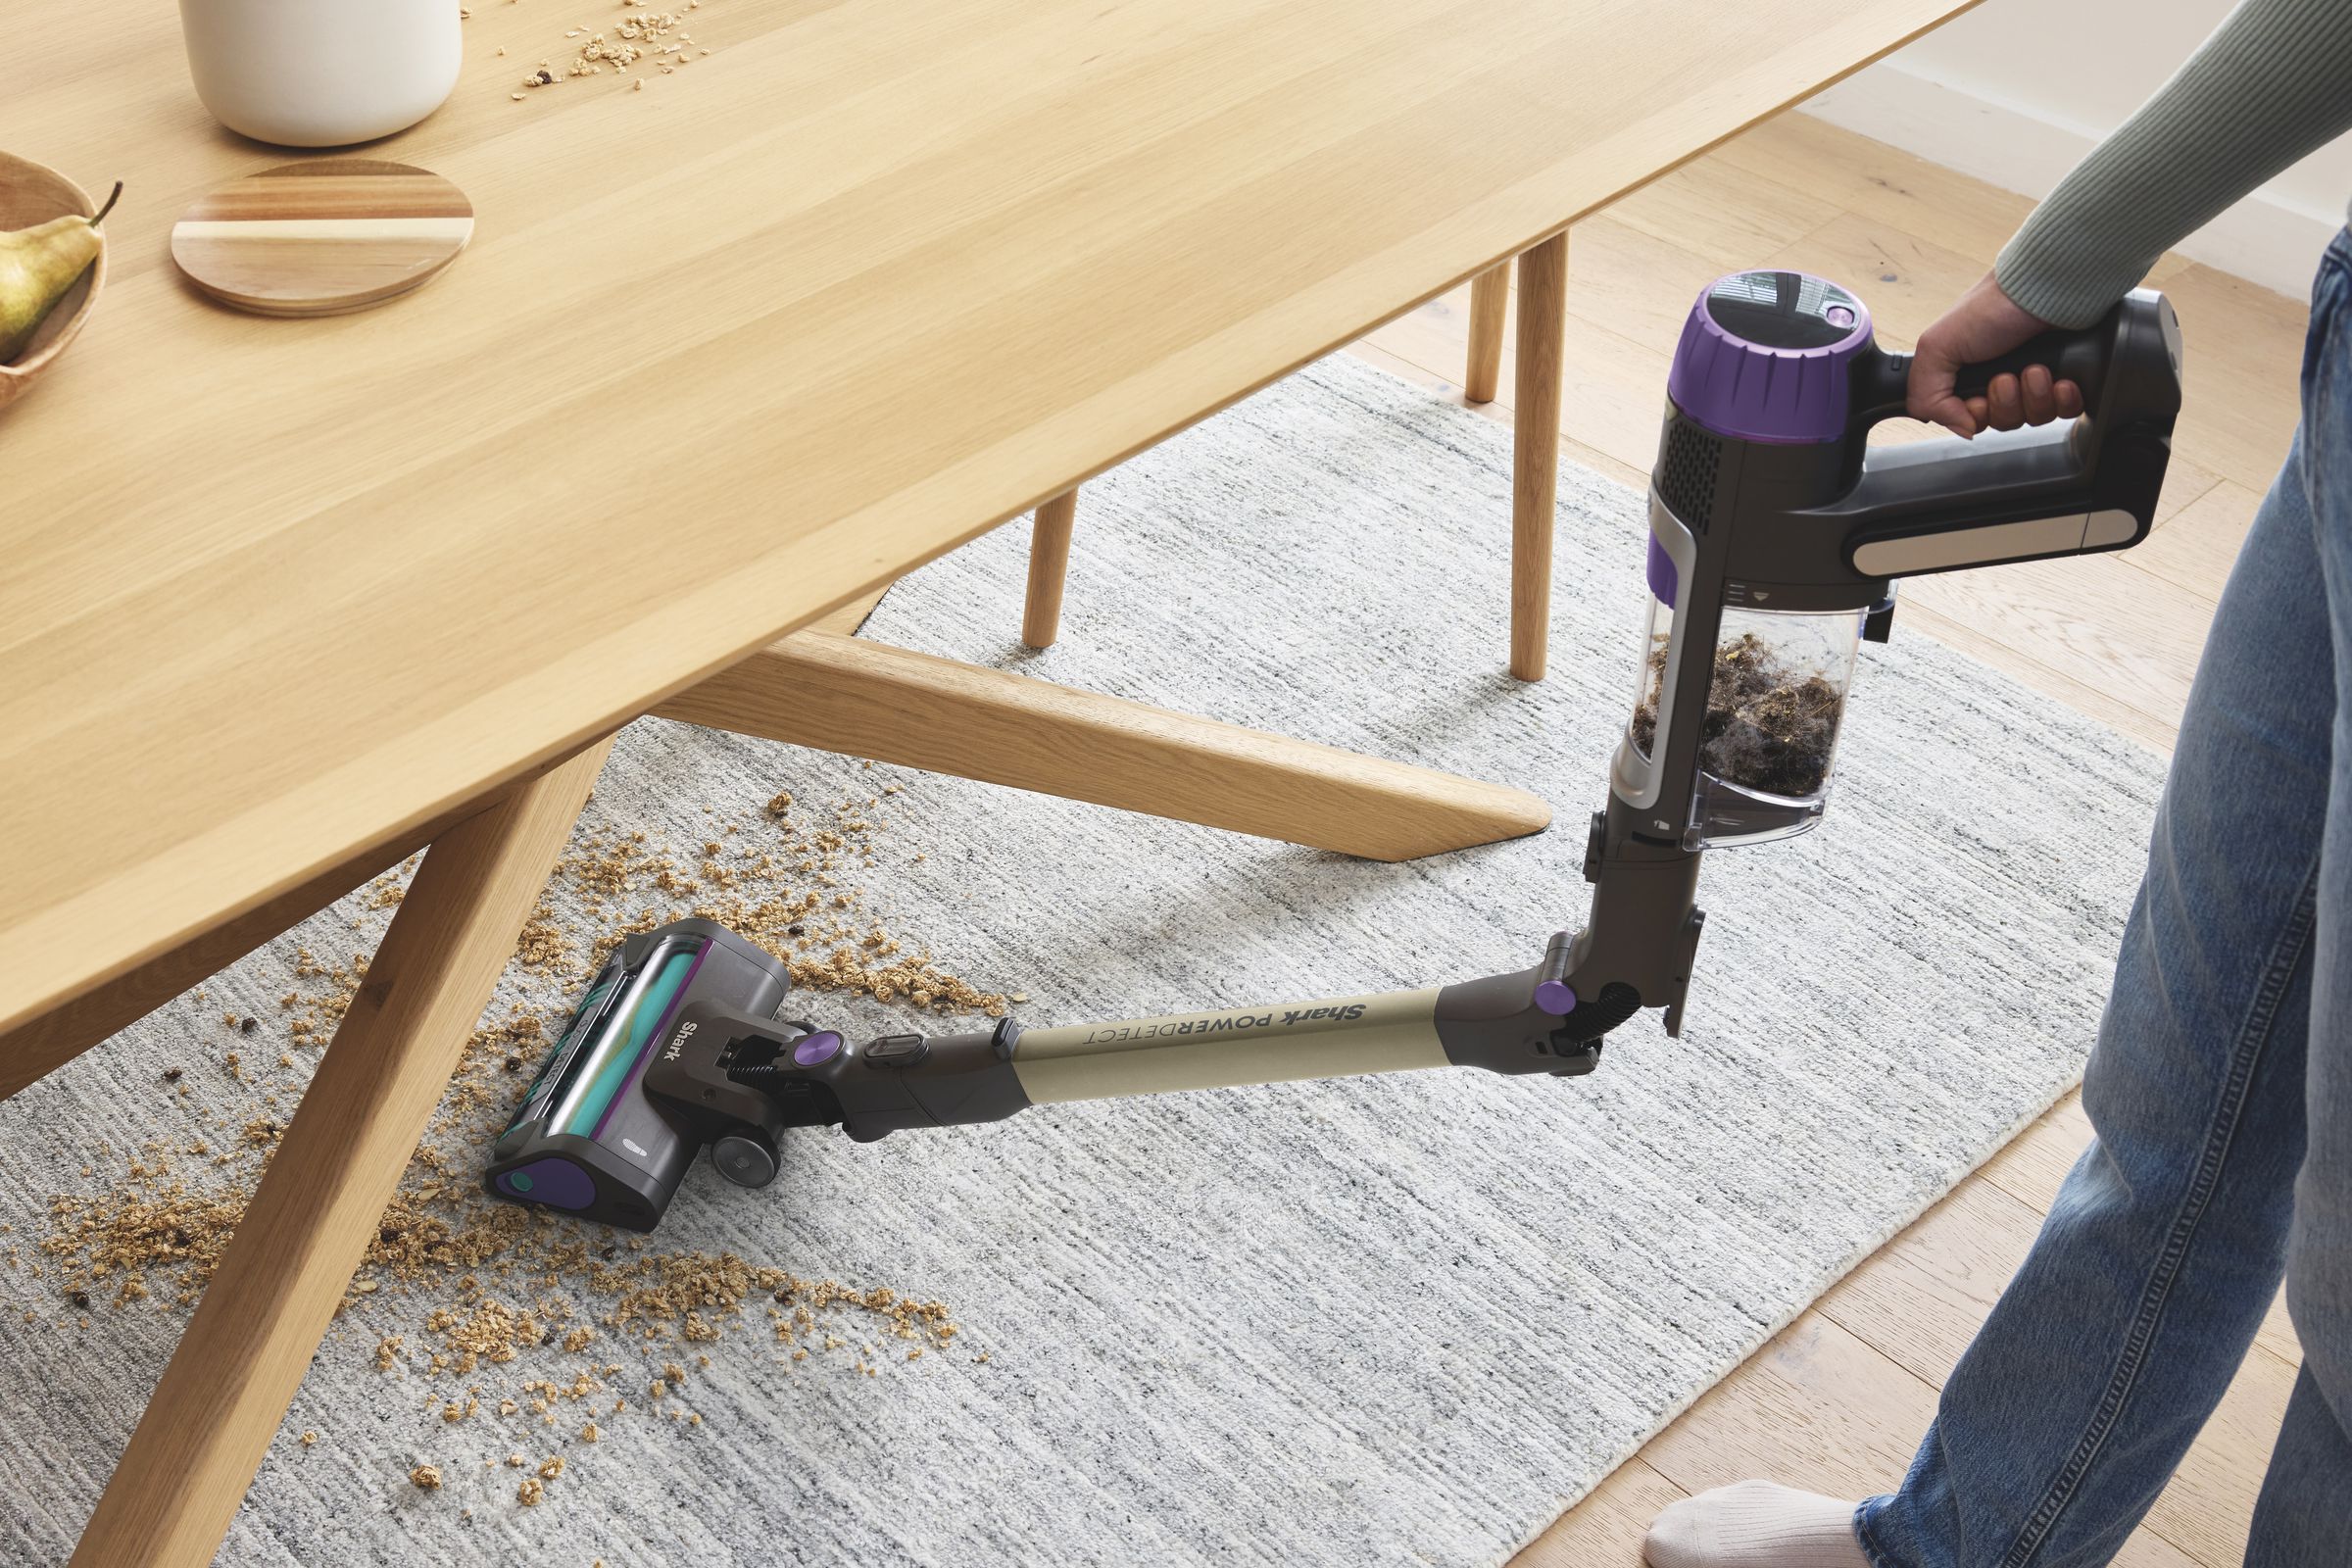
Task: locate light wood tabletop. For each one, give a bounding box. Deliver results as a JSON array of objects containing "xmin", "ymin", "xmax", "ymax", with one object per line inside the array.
[{"xmin": 0, "ymin": 0, "xmax": 1970, "ymax": 1057}]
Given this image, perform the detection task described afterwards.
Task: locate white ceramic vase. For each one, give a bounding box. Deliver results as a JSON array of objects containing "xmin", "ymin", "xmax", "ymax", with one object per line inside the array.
[{"xmin": 180, "ymin": 0, "xmax": 462, "ymax": 147}]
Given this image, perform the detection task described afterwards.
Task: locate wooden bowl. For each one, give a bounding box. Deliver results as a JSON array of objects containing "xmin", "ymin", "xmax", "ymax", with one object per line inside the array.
[{"xmin": 0, "ymin": 151, "xmax": 108, "ymax": 413}]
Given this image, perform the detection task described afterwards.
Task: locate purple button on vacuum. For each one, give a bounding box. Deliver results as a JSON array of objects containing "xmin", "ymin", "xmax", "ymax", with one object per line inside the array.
[
  {"xmin": 1646, "ymin": 536, "xmax": 1680, "ymax": 608},
  {"xmin": 1533, "ymin": 981, "xmax": 1577, "ymax": 1016},
  {"xmin": 793, "ymin": 1031, "xmax": 843, "ymax": 1067}
]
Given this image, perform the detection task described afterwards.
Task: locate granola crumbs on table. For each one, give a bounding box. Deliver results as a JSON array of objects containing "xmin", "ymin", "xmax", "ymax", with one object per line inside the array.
[
  {"xmin": 515, "ymin": 0, "xmax": 707, "ymax": 98},
  {"xmin": 410, "ymin": 1464, "xmax": 443, "ymax": 1491}
]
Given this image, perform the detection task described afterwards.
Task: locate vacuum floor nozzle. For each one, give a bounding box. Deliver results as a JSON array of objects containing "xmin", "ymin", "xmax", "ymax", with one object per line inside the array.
[{"xmin": 484, "ymin": 918, "xmax": 792, "ymax": 1231}]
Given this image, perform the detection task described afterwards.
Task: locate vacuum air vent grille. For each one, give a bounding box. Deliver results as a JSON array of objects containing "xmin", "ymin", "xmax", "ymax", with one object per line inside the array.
[{"xmin": 1657, "ymin": 421, "xmax": 1720, "ymax": 528}]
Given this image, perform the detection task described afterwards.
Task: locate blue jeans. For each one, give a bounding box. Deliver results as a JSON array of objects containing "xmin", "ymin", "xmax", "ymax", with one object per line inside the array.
[{"xmin": 1855, "ymin": 234, "xmax": 2352, "ymax": 1566}]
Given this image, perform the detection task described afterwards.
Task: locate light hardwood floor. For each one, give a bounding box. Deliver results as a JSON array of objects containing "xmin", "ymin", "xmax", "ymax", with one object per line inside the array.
[{"xmin": 1336, "ymin": 111, "xmax": 2306, "ymax": 1568}]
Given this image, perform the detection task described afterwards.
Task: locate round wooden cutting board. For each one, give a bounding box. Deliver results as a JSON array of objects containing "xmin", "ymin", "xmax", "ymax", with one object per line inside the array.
[{"xmin": 171, "ymin": 159, "xmax": 474, "ymax": 318}]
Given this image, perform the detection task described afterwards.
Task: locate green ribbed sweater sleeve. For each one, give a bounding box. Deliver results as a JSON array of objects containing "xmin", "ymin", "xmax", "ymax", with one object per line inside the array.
[{"xmin": 1994, "ymin": 0, "xmax": 2352, "ymax": 328}]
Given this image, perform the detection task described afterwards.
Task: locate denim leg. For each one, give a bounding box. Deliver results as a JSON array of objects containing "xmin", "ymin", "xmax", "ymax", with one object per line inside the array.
[
  {"xmin": 1855, "ymin": 440, "xmax": 2330, "ymax": 1568},
  {"xmin": 1855, "ymin": 443, "xmax": 2338, "ymax": 1559},
  {"xmin": 2243, "ymin": 237, "xmax": 2352, "ymax": 1567},
  {"xmin": 2244, "ymin": 1367, "xmax": 2352, "ymax": 1565}
]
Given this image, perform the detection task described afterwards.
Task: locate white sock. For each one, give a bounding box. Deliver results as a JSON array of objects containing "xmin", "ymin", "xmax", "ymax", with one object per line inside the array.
[{"xmin": 1643, "ymin": 1481, "xmax": 1871, "ymax": 1568}]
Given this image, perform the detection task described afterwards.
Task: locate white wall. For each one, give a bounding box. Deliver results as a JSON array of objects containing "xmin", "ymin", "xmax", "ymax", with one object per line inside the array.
[{"xmin": 1806, "ymin": 0, "xmax": 2349, "ymax": 298}]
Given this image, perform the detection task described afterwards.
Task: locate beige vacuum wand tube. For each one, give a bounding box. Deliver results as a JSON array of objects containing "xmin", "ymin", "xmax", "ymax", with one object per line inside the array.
[{"xmin": 1006, "ymin": 990, "xmax": 1448, "ymax": 1104}]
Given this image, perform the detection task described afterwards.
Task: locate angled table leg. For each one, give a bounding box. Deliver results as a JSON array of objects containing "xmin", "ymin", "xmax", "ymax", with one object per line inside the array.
[
  {"xmin": 1510, "ymin": 231, "xmax": 1567, "ymax": 682},
  {"xmin": 656, "ymin": 630, "xmax": 1549, "ymax": 861},
  {"xmin": 1463, "ymin": 262, "xmax": 1510, "ymax": 405},
  {"xmin": 69, "ymin": 737, "xmax": 613, "ymax": 1568}
]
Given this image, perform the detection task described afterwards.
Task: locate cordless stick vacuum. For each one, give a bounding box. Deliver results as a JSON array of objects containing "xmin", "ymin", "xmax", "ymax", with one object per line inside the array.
[{"xmin": 487, "ymin": 270, "xmax": 2183, "ymax": 1233}]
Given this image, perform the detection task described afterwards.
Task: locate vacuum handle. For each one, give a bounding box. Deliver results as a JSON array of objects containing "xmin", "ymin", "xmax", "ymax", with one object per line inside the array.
[
  {"xmin": 1946, "ymin": 324, "xmax": 2121, "ymax": 409},
  {"xmin": 1845, "ymin": 288, "xmax": 2177, "ymax": 430},
  {"xmin": 1831, "ymin": 289, "xmax": 2181, "ymax": 581}
]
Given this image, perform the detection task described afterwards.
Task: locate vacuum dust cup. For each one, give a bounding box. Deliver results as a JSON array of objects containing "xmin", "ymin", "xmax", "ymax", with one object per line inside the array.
[{"xmin": 1625, "ymin": 551, "xmax": 1861, "ymax": 850}]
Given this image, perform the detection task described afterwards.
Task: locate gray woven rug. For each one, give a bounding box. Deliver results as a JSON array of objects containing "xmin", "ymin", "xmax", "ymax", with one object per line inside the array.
[{"xmin": 0, "ymin": 354, "xmax": 2165, "ymax": 1566}]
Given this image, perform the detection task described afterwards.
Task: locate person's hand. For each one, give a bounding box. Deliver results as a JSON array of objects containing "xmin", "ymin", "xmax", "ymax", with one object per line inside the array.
[{"xmin": 1907, "ymin": 271, "xmax": 2082, "ymax": 437}]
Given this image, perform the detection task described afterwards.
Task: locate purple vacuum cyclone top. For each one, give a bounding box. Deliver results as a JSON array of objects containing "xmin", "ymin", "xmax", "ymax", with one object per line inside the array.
[{"xmin": 1666, "ymin": 270, "xmax": 1872, "ymax": 444}]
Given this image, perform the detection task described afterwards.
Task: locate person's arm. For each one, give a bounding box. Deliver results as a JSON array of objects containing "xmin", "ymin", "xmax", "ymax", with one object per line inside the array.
[{"xmin": 1910, "ymin": 0, "xmax": 2352, "ymax": 435}]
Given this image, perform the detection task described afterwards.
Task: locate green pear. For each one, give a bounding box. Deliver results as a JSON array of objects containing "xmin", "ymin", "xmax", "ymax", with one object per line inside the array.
[{"xmin": 0, "ymin": 180, "xmax": 120, "ymax": 365}]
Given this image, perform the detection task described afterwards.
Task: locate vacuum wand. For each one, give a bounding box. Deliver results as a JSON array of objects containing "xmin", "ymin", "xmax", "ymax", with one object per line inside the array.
[
  {"xmin": 486, "ymin": 921, "xmax": 1622, "ymax": 1228},
  {"xmin": 486, "ymin": 269, "xmax": 2182, "ymax": 1235}
]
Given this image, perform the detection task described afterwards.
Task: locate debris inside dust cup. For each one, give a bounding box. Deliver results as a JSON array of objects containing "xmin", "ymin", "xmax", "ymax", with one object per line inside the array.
[{"xmin": 1630, "ymin": 632, "xmax": 1842, "ymax": 798}]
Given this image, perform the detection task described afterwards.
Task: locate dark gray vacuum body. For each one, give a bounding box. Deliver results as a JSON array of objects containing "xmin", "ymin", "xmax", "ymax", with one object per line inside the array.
[{"xmin": 488, "ymin": 270, "xmax": 2184, "ymax": 1235}]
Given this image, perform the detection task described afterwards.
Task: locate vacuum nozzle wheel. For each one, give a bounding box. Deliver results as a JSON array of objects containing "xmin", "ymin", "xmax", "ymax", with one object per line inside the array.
[{"xmin": 711, "ymin": 1129, "xmax": 781, "ymax": 1189}]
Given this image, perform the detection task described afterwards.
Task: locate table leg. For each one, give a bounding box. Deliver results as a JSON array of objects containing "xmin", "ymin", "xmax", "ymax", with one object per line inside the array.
[
  {"xmin": 1510, "ymin": 232, "xmax": 1567, "ymax": 683},
  {"xmin": 656, "ymin": 630, "xmax": 1549, "ymax": 861},
  {"xmin": 1463, "ymin": 262, "xmax": 1509, "ymax": 405},
  {"xmin": 1021, "ymin": 489, "xmax": 1080, "ymax": 649},
  {"xmin": 68, "ymin": 737, "xmax": 613, "ymax": 1568},
  {"xmin": 0, "ymin": 782, "xmax": 525, "ymax": 1100}
]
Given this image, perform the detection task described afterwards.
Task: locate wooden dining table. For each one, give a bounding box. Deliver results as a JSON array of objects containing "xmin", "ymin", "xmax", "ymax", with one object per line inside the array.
[{"xmin": 0, "ymin": 0, "xmax": 1973, "ymax": 1560}]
